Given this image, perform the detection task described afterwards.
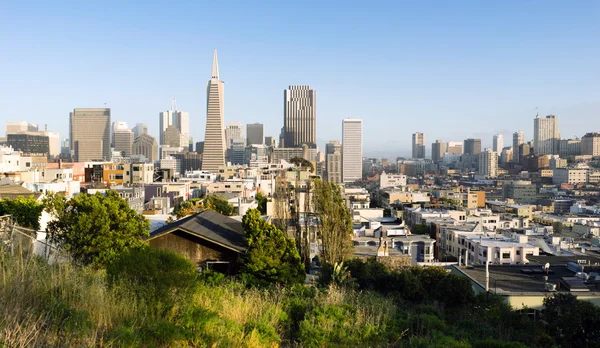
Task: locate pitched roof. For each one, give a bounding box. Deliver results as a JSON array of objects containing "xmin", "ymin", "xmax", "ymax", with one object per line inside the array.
[
  {"xmin": 148, "ymin": 210, "xmax": 247, "ymax": 253},
  {"xmin": 0, "ymin": 184, "xmax": 43, "ymax": 201}
]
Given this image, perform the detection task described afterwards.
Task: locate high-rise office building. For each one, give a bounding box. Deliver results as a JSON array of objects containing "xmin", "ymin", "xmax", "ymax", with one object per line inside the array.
[
  {"xmin": 132, "ymin": 133, "xmax": 159, "ymax": 163},
  {"xmin": 201, "ymin": 49, "xmax": 226, "ymax": 172},
  {"xmin": 70, "ymin": 108, "xmax": 111, "ymax": 162},
  {"xmin": 325, "ymin": 140, "xmax": 342, "ymax": 184},
  {"xmin": 478, "ymin": 148, "xmax": 498, "ymax": 178},
  {"xmin": 133, "ymin": 123, "xmax": 148, "ymax": 138},
  {"xmin": 431, "ymin": 140, "xmax": 446, "ymax": 163},
  {"xmin": 264, "ymin": 136, "xmax": 276, "ymax": 147},
  {"xmin": 512, "ymin": 131, "xmax": 525, "ymax": 162},
  {"xmin": 225, "ymin": 122, "xmax": 243, "ymax": 149},
  {"xmin": 342, "ymin": 119, "xmax": 362, "ymax": 183},
  {"xmin": 447, "ymin": 141, "xmax": 463, "ymax": 155},
  {"xmin": 228, "ymin": 138, "xmax": 246, "ymax": 165},
  {"xmin": 5, "ymin": 121, "xmax": 38, "ymax": 135},
  {"xmin": 463, "ymin": 138, "xmax": 482, "ymax": 155},
  {"xmin": 113, "ymin": 122, "xmax": 134, "ymax": 156},
  {"xmin": 533, "ymin": 115, "xmax": 559, "ymax": 155},
  {"xmin": 159, "ymin": 108, "xmax": 189, "ymax": 146},
  {"xmin": 493, "ymin": 134, "xmax": 503, "ymax": 153},
  {"xmin": 163, "ymin": 125, "xmax": 186, "ymax": 147},
  {"xmin": 6, "ymin": 133, "xmax": 49, "ymax": 155},
  {"xmin": 195, "ymin": 141, "xmax": 204, "ymax": 154},
  {"xmin": 412, "ymin": 132, "xmax": 426, "ymax": 159},
  {"xmin": 246, "ymin": 123, "xmax": 264, "ymax": 145},
  {"xmin": 283, "ymin": 85, "xmax": 316, "ymax": 147}
]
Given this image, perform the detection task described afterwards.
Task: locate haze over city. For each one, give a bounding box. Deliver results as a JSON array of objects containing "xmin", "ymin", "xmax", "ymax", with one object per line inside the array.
[{"xmin": 1, "ymin": 1, "xmax": 599, "ymax": 157}]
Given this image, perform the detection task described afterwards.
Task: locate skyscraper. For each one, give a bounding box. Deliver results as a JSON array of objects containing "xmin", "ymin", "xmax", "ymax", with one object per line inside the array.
[
  {"xmin": 225, "ymin": 122, "xmax": 243, "ymax": 149},
  {"xmin": 113, "ymin": 121, "xmax": 134, "ymax": 156},
  {"xmin": 132, "ymin": 133, "xmax": 159, "ymax": 163},
  {"xmin": 412, "ymin": 132, "xmax": 425, "ymax": 159},
  {"xmin": 534, "ymin": 115, "xmax": 559, "ymax": 155},
  {"xmin": 133, "ymin": 123, "xmax": 148, "ymax": 138},
  {"xmin": 446, "ymin": 142, "xmax": 463, "ymax": 154},
  {"xmin": 246, "ymin": 123, "xmax": 264, "ymax": 145},
  {"xmin": 283, "ymin": 85, "xmax": 316, "ymax": 148},
  {"xmin": 493, "ymin": 134, "xmax": 503, "ymax": 153},
  {"xmin": 69, "ymin": 108, "xmax": 111, "ymax": 162},
  {"xmin": 463, "ymin": 138, "xmax": 482, "ymax": 155},
  {"xmin": 431, "ymin": 140, "xmax": 446, "ymax": 163},
  {"xmin": 201, "ymin": 49, "xmax": 226, "ymax": 172},
  {"xmin": 478, "ymin": 148, "xmax": 498, "ymax": 178},
  {"xmin": 512, "ymin": 131, "xmax": 525, "ymax": 162},
  {"xmin": 264, "ymin": 136, "xmax": 276, "ymax": 147},
  {"xmin": 342, "ymin": 119, "xmax": 362, "ymax": 183},
  {"xmin": 325, "ymin": 140, "xmax": 342, "ymax": 184},
  {"xmin": 159, "ymin": 108, "xmax": 189, "ymax": 146}
]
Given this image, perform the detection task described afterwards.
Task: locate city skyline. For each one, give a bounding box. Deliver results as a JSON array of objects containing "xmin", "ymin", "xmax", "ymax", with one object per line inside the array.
[{"xmin": 2, "ymin": 2, "xmax": 599, "ymax": 157}]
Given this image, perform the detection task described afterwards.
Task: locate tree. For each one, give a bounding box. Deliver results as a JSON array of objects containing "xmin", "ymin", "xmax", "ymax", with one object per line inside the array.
[
  {"xmin": 255, "ymin": 192, "xmax": 268, "ymax": 215},
  {"xmin": 434, "ymin": 274, "xmax": 474, "ymax": 308},
  {"xmin": 312, "ymin": 179, "xmax": 353, "ymax": 265},
  {"xmin": 0, "ymin": 196, "xmax": 44, "ymax": 230},
  {"xmin": 411, "ymin": 223, "xmax": 430, "ymax": 235},
  {"xmin": 240, "ymin": 208, "xmax": 305, "ymax": 285},
  {"xmin": 44, "ymin": 191, "xmax": 150, "ymax": 268},
  {"xmin": 289, "ymin": 157, "xmax": 314, "ymax": 172},
  {"xmin": 171, "ymin": 194, "xmax": 235, "ymax": 220},
  {"xmin": 542, "ymin": 293, "xmax": 600, "ymax": 347}
]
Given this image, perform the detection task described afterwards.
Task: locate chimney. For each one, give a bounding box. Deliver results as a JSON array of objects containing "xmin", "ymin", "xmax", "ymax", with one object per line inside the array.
[
  {"xmin": 377, "ymin": 237, "xmax": 385, "ymax": 257},
  {"xmin": 384, "ymin": 241, "xmax": 389, "ymax": 256},
  {"xmin": 58, "ymin": 158, "xmax": 62, "ymax": 169},
  {"xmin": 391, "ymin": 238, "xmax": 395, "ymax": 249}
]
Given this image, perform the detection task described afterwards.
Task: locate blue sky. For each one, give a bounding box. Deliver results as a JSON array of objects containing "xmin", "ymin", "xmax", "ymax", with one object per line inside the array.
[{"xmin": 1, "ymin": 1, "xmax": 598, "ymax": 157}]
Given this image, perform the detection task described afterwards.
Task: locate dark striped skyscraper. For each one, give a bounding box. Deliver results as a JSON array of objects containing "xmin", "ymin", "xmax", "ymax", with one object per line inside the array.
[
  {"xmin": 201, "ymin": 49, "xmax": 226, "ymax": 172},
  {"xmin": 282, "ymin": 85, "xmax": 316, "ymax": 148}
]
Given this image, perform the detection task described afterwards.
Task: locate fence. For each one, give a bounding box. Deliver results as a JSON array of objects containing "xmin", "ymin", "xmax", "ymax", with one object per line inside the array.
[{"xmin": 0, "ymin": 214, "xmax": 63, "ymax": 262}]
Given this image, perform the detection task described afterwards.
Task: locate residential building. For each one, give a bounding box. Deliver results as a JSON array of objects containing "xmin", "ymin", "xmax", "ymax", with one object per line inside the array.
[
  {"xmin": 553, "ymin": 167, "xmax": 589, "ymax": 185},
  {"xmin": 446, "ymin": 141, "xmax": 463, "ymax": 155},
  {"xmin": 112, "ymin": 122, "xmax": 133, "ymax": 156},
  {"xmin": 493, "ymin": 134, "xmax": 503, "ymax": 153},
  {"xmin": 69, "ymin": 108, "xmax": 111, "ymax": 162},
  {"xmin": 283, "ymin": 85, "xmax": 316, "ymax": 147},
  {"xmin": 246, "ymin": 123, "xmax": 264, "ymax": 145},
  {"xmin": 431, "ymin": 140, "xmax": 445, "ymax": 163},
  {"xmin": 513, "ymin": 131, "xmax": 525, "ymax": 162},
  {"xmin": 533, "ymin": 115, "xmax": 559, "ymax": 155},
  {"xmin": 201, "ymin": 49, "xmax": 226, "ymax": 172},
  {"xmin": 129, "ymin": 163, "xmax": 154, "ymax": 184},
  {"xmin": 582, "ymin": 132, "xmax": 600, "ymax": 157},
  {"xmin": 132, "ymin": 133, "xmax": 159, "ymax": 163},
  {"xmin": 412, "ymin": 132, "xmax": 425, "ymax": 159},
  {"xmin": 500, "ymin": 147, "xmax": 513, "ymax": 166},
  {"xmin": 225, "ymin": 122, "xmax": 243, "ymax": 149},
  {"xmin": 342, "ymin": 119, "xmax": 363, "ymax": 183},
  {"xmin": 558, "ymin": 138, "xmax": 582, "ymax": 157},
  {"xmin": 325, "ymin": 140, "xmax": 342, "ymax": 184},
  {"xmin": 451, "ymin": 232, "xmax": 539, "ymax": 265},
  {"xmin": 379, "ymin": 171, "xmax": 407, "ymax": 188},
  {"xmin": 478, "ymin": 148, "xmax": 498, "ymax": 178},
  {"xmin": 463, "ymin": 138, "xmax": 481, "ymax": 155}
]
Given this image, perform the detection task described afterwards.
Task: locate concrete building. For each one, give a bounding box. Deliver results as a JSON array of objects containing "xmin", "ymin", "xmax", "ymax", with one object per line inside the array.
[
  {"xmin": 379, "ymin": 171, "xmax": 407, "ymax": 188},
  {"xmin": 69, "ymin": 108, "xmax": 111, "ymax": 162},
  {"xmin": 159, "ymin": 106, "xmax": 189, "ymax": 147},
  {"xmin": 493, "ymin": 134, "xmax": 503, "ymax": 153},
  {"xmin": 478, "ymin": 148, "xmax": 498, "ymax": 178},
  {"xmin": 6, "ymin": 133, "xmax": 49, "ymax": 155},
  {"xmin": 228, "ymin": 138, "xmax": 246, "ymax": 165},
  {"xmin": 246, "ymin": 123, "xmax": 264, "ymax": 145},
  {"xmin": 132, "ymin": 133, "xmax": 159, "ymax": 163},
  {"xmin": 513, "ymin": 131, "xmax": 525, "ymax": 162},
  {"xmin": 558, "ymin": 138, "xmax": 582, "ymax": 157},
  {"xmin": 500, "ymin": 147, "xmax": 513, "ymax": 166},
  {"xmin": 553, "ymin": 167, "xmax": 589, "ymax": 185},
  {"xmin": 431, "ymin": 140, "xmax": 445, "ymax": 163},
  {"xmin": 201, "ymin": 49, "xmax": 226, "ymax": 172},
  {"xmin": 582, "ymin": 132, "xmax": 600, "ymax": 157},
  {"xmin": 5, "ymin": 121, "xmax": 38, "ymax": 135},
  {"xmin": 533, "ymin": 115, "xmax": 559, "ymax": 155},
  {"xmin": 195, "ymin": 141, "xmax": 204, "ymax": 154},
  {"xmin": 244, "ymin": 144, "xmax": 269, "ymax": 168},
  {"xmin": 325, "ymin": 140, "xmax": 342, "ymax": 184},
  {"xmin": 163, "ymin": 125, "xmax": 186, "ymax": 147},
  {"xmin": 271, "ymin": 147, "xmax": 304, "ymax": 163},
  {"xmin": 446, "ymin": 141, "xmax": 463, "ymax": 155},
  {"xmin": 463, "ymin": 138, "xmax": 482, "ymax": 155},
  {"xmin": 412, "ymin": 132, "xmax": 425, "ymax": 159},
  {"xmin": 502, "ymin": 180, "xmax": 538, "ymax": 204},
  {"xmin": 132, "ymin": 123, "xmax": 148, "ymax": 138},
  {"xmin": 342, "ymin": 119, "xmax": 363, "ymax": 183},
  {"xmin": 112, "ymin": 122, "xmax": 133, "ymax": 156},
  {"xmin": 225, "ymin": 122, "xmax": 243, "ymax": 149},
  {"xmin": 283, "ymin": 85, "xmax": 316, "ymax": 147},
  {"xmin": 264, "ymin": 136, "xmax": 276, "ymax": 147}
]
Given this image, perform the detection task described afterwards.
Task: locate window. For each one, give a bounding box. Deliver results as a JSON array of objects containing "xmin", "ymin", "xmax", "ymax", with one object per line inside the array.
[
  {"xmin": 516, "ymin": 250, "xmax": 521, "ymax": 256},
  {"xmin": 502, "ymin": 252, "xmax": 510, "ymax": 259}
]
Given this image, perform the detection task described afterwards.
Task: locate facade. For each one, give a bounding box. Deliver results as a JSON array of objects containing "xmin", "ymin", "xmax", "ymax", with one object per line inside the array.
[
  {"xmin": 325, "ymin": 140, "xmax": 342, "ymax": 184},
  {"xmin": 446, "ymin": 141, "xmax": 463, "ymax": 155},
  {"xmin": 225, "ymin": 122, "xmax": 243, "ymax": 149},
  {"xmin": 113, "ymin": 123, "xmax": 134, "ymax": 156},
  {"xmin": 228, "ymin": 138, "xmax": 246, "ymax": 165},
  {"xmin": 264, "ymin": 136, "xmax": 275, "ymax": 147},
  {"xmin": 201, "ymin": 49, "xmax": 227, "ymax": 172},
  {"xmin": 558, "ymin": 138, "xmax": 581, "ymax": 157},
  {"xmin": 283, "ymin": 85, "xmax": 316, "ymax": 147},
  {"xmin": 159, "ymin": 109, "xmax": 189, "ymax": 146},
  {"xmin": 431, "ymin": 140, "xmax": 445, "ymax": 163},
  {"xmin": 271, "ymin": 147, "xmax": 304, "ymax": 163},
  {"xmin": 553, "ymin": 168, "xmax": 589, "ymax": 185},
  {"xmin": 412, "ymin": 132, "xmax": 425, "ymax": 159},
  {"xmin": 379, "ymin": 171, "xmax": 407, "ymax": 188},
  {"xmin": 132, "ymin": 133, "xmax": 159, "ymax": 163},
  {"xmin": 492, "ymin": 134, "xmax": 503, "ymax": 153},
  {"xmin": 132, "ymin": 123, "xmax": 148, "ymax": 138},
  {"xmin": 502, "ymin": 180, "xmax": 538, "ymax": 204},
  {"xmin": 513, "ymin": 131, "xmax": 525, "ymax": 162},
  {"xmin": 582, "ymin": 132, "xmax": 600, "ymax": 157},
  {"xmin": 463, "ymin": 138, "xmax": 482, "ymax": 155},
  {"xmin": 246, "ymin": 123, "xmax": 264, "ymax": 145},
  {"xmin": 6, "ymin": 133, "xmax": 49, "ymax": 155},
  {"xmin": 478, "ymin": 148, "xmax": 498, "ymax": 178},
  {"xmin": 69, "ymin": 108, "xmax": 111, "ymax": 162},
  {"xmin": 533, "ymin": 115, "xmax": 559, "ymax": 155},
  {"xmin": 6, "ymin": 121, "xmax": 38, "ymax": 134},
  {"xmin": 163, "ymin": 125, "xmax": 186, "ymax": 147},
  {"xmin": 342, "ymin": 119, "xmax": 363, "ymax": 183}
]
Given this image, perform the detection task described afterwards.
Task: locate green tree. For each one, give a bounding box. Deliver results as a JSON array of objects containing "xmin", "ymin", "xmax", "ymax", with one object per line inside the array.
[
  {"xmin": 240, "ymin": 208, "xmax": 305, "ymax": 285},
  {"xmin": 411, "ymin": 223, "xmax": 430, "ymax": 235},
  {"xmin": 44, "ymin": 191, "xmax": 150, "ymax": 268},
  {"xmin": 312, "ymin": 179, "xmax": 354, "ymax": 265},
  {"xmin": 255, "ymin": 192, "xmax": 268, "ymax": 215},
  {"xmin": 171, "ymin": 195, "xmax": 235, "ymax": 219},
  {"xmin": 434, "ymin": 274, "xmax": 474, "ymax": 308},
  {"xmin": 542, "ymin": 293, "xmax": 600, "ymax": 347},
  {"xmin": 0, "ymin": 196, "xmax": 44, "ymax": 230},
  {"xmin": 289, "ymin": 157, "xmax": 314, "ymax": 172}
]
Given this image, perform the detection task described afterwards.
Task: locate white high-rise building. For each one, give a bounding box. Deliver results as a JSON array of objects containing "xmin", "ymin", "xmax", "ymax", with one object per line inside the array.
[
  {"xmin": 6, "ymin": 121, "xmax": 38, "ymax": 135},
  {"xmin": 159, "ymin": 108, "xmax": 189, "ymax": 146},
  {"xmin": 513, "ymin": 131, "xmax": 525, "ymax": 162},
  {"xmin": 534, "ymin": 115, "xmax": 559, "ymax": 155},
  {"xmin": 112, "ymin": 122, "xmax": 134, "ymax": 157},
  {"xmin": 201, "ymin": 49, "xmax": 226, "ymax": 172},
  {"xmin": 342, "ymin": 119, "xmax": 363, "ymax": 183},
  {"xmin": 412, "ymin": 132, "xmax": 425, "ymax": 159},
  {"xmin": 133, "ymin": 123, "xmax": 148, "ymax": 138},
  {"xmin": 225, "ymin": 122, "xmax": 243, "ymax": 149},
  {"xmin": 493, "ymin": 134, "xmax": 503, "ymax": 153},
  {"xmin": 478, "ymin": 148, "xmax": 498, "ymax": 178}
]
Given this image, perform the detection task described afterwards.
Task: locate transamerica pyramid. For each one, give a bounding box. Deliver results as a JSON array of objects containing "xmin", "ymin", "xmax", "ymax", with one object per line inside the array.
[{"xmin": 201, "ymin": 49, "xmax": 226, "ymax": 172}]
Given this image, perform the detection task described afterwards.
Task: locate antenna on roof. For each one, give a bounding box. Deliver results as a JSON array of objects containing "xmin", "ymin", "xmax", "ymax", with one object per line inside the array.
[{"xmin": 171, "ymin": 98, "xmax": 177, "ymax": 111}]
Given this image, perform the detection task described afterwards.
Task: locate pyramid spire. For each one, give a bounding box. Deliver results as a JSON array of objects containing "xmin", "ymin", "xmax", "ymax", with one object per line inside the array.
[{"xmin": 211, "ymin": 48, "xmax": 219, "ymax": 80}]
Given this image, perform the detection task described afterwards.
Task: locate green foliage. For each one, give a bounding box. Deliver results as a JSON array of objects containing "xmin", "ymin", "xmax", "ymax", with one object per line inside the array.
[
  {"xmin": 289, "ymin": 156, "xmax": 314, "ymax": 172},
  {"xmin": 542, "ymin": 293, "xmax": 600, "ymax": 347},
  {"xmin": 240, "ymin": 208, "xmax": 305, "ymax": 286},
  {"xmin": 107, "ymin": 247, "xmax": 197, "ymax": 309},
  {"xmin": 44, "ymin": 191, "xmax": 149, "ymax": 268},
  {"xmin": 255, "ymin": 191, "xmax": 268, "ymax": 214},
  {"xmin": 171, "ymin": 194, "xmax": 235, "ymax": 219},
  {"xmin": 0, "ymin": 195, "xmax": 44, "ymax": 230},
  {"xmin": 434, "ymin": 274, "xmax": 475, "ymax": 308},
  {"xmin": 411, "ymin": 223, "xmax": 430, "ymax": 235}
]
